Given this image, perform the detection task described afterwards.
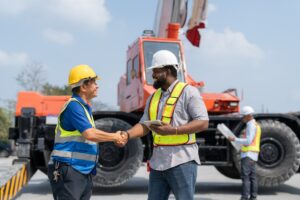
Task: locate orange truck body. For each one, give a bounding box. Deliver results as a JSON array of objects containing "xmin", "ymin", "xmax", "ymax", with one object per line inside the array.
[
  {"xmin": 15, "ymin": 36, "xmax": 239, "ymax": 117},
  {"xmin": 15, "ymin": 91, "xmax": 69, "ymax": 117},
  {"xmin": 117, "ymin": 35, "xmax": 239, "ymax": 114}
]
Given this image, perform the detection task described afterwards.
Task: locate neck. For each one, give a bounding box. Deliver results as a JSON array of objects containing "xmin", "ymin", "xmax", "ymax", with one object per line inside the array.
[
  {"xmin": 78, "ymin": 92, "xmax": 90, "ymax": 104},
  {"xmin": 162, "ymin": 77, "xmax": 177, "ymax": 91}
]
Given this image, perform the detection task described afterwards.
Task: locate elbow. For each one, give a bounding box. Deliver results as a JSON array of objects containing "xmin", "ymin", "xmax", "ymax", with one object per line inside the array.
[
  {"xmin": 199, "ymin": 120, "xmax": 209, "ymax": 132},
  {"xmin": 85, "ymin": 134, "xmax": 94, "ymax": 141},
  {"xmin": 203, "ymin": 120, "xmax": 209, "ymax": 130},
  {"xmin": 244, "ymin": 140, "xmax": 252, "ymax": 146},
  {"xmin": 83, "ymin": 129, "xmax": 97, "ymax": 141}
]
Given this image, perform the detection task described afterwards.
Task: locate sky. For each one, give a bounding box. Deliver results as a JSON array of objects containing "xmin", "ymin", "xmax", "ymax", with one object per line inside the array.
[{"xmin": 0, "ymin": 0, "xmax": 299, "ymax": 113}]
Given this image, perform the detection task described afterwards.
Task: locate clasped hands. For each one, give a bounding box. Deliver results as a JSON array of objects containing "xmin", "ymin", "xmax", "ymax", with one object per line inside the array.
[
  {"xmin": 113, "ymin": 123, "xmax": 177, "ymax": 147},
  {"xmin": 114, "ymin": 131, "xmax": 129, "ymax": 147}
]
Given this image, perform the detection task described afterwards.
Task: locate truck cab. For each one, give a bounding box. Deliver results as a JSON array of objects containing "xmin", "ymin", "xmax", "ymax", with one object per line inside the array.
[{"xmin": 118, "ymin": 30, "xmax": 240, "ymax": 115}]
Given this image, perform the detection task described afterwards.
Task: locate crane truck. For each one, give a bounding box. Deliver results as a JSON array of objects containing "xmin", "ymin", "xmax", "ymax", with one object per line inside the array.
[{"xmin": 2, "ymin": 0, "xmax": 300, "ymax": 199}]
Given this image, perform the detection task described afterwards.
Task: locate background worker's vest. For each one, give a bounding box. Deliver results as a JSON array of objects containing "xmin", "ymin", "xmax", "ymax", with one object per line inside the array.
[
  {"xmin": 51, "ymin": 98, "xmax": 98, "ymax": 174},
  {"xmin": 241, "ymin": 123, "xmax": 261, "ymax": 152},
  {"xmin": 149, "ymin": 82, "xmax": 196, "ymax": 146}
]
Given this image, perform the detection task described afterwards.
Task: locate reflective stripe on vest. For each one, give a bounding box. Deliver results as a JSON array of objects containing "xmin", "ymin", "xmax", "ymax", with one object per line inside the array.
[
  {"xmin": 52, "ymin": 150, "xmax": 97, "ymax": 162},
  {"xmin": 52, "ymin": 98, "xmax": 98, "ymax": 163},
  {"xmin": 149, "ymin": 82, "xmax": 196, "ymax": 146},
  {"xmin": 241, "ymin": 123, "xmax": 261, "ymax": 152}
]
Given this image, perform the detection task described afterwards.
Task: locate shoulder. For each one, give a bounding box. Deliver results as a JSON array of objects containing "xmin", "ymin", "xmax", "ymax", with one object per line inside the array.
[
  {"xmin": 182, "ymin": 84, "xmax": 201, "ymax": 98},
  {"xmin": 146, "ymin": 92, "xmax": 155, "ymax": 103},
  {"xmin": 184, "ymin": 84, "xmax": 198, "ymax": 92},
  {"xmin": 65, "ymin": 100, "xmax": 85, "ymax": 115},
  {"xmin": 248, "ymin": 120, "xmax": 257, "ymax": 129}
]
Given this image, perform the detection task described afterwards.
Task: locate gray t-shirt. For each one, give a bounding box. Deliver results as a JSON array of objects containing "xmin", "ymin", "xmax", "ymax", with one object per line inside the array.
[{"xmin": 140, "ymin": 80, "xmax": 209, "ymax": 171}]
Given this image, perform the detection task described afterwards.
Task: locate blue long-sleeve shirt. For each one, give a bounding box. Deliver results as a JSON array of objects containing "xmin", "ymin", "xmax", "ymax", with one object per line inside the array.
[{"xmin": 235, "ymin": 119, "xmax": 259, "ymax": 161}]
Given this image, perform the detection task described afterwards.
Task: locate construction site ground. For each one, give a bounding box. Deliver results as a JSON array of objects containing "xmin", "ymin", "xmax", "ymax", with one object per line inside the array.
[{"xmin": 1, "ymin": 157, "xmax": 300, "ymax": 200}]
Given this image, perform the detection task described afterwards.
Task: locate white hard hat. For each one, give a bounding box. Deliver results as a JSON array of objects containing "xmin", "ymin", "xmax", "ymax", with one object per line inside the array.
[
  {"xmin": 148, "ymin": 50, "xmax": 179, "ymax": 70},
  {"xmin": 241, "ymin": 106, "xmax": 255, "ymax": 116}
]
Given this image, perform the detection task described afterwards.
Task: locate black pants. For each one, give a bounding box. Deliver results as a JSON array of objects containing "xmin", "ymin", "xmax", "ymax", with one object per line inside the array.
[
  {"xmin": 48, "ymin": 163, "xmax": 93, "ymax": 200},
  {"xmin": 241, "ymin": 157, "xmax": 258, "ymax": 199}
]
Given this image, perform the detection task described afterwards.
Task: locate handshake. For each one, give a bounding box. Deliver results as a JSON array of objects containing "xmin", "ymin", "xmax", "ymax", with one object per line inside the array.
[{"xmin": 113, "ymin": 131, "xmax": 129, "ymax": 147}]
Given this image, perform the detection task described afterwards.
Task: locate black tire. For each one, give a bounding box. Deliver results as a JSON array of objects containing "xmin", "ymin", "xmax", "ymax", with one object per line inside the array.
[
  {"xmin": 233, "ymin": 120, "xmax": 300, "ymax": 187},
  {"xmin": 93, "ymin": 117, "xmax": 143, "ymax": 187},
  {"xmin": 0, "ymin": 149, "xmax": 10, "ymax": 157},
  {"xmin": 215, "ymin": 165, "xmax": 240, "ymax": 179}
]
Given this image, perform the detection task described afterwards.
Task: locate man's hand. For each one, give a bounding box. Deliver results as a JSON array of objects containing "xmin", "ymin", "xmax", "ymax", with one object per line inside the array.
[
  {"xmin": 228, "ymin": 136, "xmax": 235, "ymax": 142},
  {"xmin": 114, "ymin": 131, "xmax": 129, "ymax": 147},
  {"xmin": 149, "ymin": 122, "xmax": 175, "ymax": 135}
]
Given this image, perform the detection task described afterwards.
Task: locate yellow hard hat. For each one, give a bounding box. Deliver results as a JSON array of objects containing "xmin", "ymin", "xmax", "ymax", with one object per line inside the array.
[{"xmin": 68, "ymin": 64, "xmax": 100, "ymax": 87}]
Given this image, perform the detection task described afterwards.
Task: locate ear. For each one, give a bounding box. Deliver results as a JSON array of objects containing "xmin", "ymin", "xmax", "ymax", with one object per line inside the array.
[
  {"xmin": 80, "ymin": 84, "xmax": 87, "ymax": 92},
  {"xmin": 165, "ymin": 68, "xmax": 171, "ymax": 75}
]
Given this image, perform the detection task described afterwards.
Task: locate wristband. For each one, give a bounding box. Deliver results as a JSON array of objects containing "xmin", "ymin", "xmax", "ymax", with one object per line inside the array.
[{"xmin": 124, "ymin": 131, "xmax": 130, "ymax": 140}]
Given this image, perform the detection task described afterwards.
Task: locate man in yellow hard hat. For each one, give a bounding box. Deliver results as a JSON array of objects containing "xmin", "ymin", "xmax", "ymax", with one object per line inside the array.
[{"xmin": 48, "ymin": 64, "xmax": 127, "ymax": 200}]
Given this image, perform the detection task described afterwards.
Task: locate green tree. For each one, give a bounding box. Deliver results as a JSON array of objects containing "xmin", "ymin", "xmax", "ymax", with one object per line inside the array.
[
  {"xmin": 0, "ymin": 107, "xmax": 11, "ymax": 141},
  {"xmin": 41, "ymin": 83, "xmax": 72, "ymax": 95}
]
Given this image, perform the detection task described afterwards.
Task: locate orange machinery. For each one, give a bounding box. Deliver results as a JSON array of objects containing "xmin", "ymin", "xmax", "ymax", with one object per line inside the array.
[{"xmin": 117, "ymin": 24, "xmax": 239, "ymax": 114}]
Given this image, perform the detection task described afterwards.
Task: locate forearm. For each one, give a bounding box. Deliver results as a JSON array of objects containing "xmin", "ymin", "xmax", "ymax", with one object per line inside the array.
[
  {"xmin": 177, "ymin": 120, "xmax": 209, "ymax": 135},
  {"xmin": 235, "ymin": 125, "xmax": 256, "ymax": 145},
  {"xmin": 234, "ymin": 138, "xmax": 250, "ymax": 145},
  {"xmin": 235, "ymin": 134, "xmax": 254, "ymax": 146},
  {"xmin": 127, "ymin": 123, "xmax": 149, "ymax": 139},
  {"xmin": 82, "ymin": 128, "xmax": 118, "ymax": 142}
]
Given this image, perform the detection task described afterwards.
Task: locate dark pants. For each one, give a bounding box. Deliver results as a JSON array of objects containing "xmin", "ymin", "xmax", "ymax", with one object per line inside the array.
[
  {"xmin": 148, "ymin": 161, "xmax": 198, "ymax": 200},
  {"xmin": 48, "ymin": 163, "xmax": 93, "ymax": 200},
  {"xmin": 241, "ymin": 157, "xmax": 258, "ymax": 199}
]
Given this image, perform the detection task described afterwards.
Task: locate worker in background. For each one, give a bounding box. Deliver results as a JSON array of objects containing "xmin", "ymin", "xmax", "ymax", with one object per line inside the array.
[
  {"xmin": 228, "ymin": 106, "xmax": 261, "ymax": 200},
  {"xmin": 47, "ymin": 64, "xmax": 127, "ymax": 200},
  {"xmin": 119, "ymin": 50, "xmax": 209, "ymax": 200}
]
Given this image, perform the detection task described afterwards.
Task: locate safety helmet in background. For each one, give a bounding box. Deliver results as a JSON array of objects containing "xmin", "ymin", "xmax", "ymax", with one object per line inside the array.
[
  {"xmin": 241, "ymin": 106, "xmax": 255, "ymax": 116},
  {"xmin": 148, "ymin": 50, "xmax": 179, "ymax": 70},
  {"xmin": 68, "ymin": 64, "xmax": 100, "ymax": 88}
]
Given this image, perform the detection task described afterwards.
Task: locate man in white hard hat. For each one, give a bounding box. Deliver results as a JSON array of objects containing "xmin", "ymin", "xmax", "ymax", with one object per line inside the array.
[
  {"xmin": 228, "ymin": 106, "xmax": 261, "ymax": 200},
  {"xmin": 119, "ymin": 50, "xmax": 209, "ymax": 200}
]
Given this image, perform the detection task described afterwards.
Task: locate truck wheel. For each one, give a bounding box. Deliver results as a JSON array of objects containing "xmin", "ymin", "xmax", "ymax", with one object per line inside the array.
[
  {"xmin": 0, "ymin": 149, "xmax": 10, "ymax": 157},
  {"xmin": 93, "ymin": 117, "xmax": 143, "ymax": 187},
  {"xmin": 233, "ymin": 120, "xmax": 300, "ymax": 187},
  {"xmin": 215, "ymin": 164, "xmax": 240, "ymax": 179}
]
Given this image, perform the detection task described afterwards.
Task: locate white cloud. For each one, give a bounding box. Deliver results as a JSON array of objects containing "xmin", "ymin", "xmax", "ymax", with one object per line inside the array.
[
  {"xmin": 207, "ymin": 3, "xmax": 217, "ymax": 14},
  {"xmin": 186, "ymin": 27, "xmax": 265, "ymax": 67},
  {"xmin": 0, "ymin": 50, "xmax": 29, "ymax": 67},
  {"xmin": 48, "ymin": 0, "xmax": 111, "ymax": 31},
  {"xmin": 43, "ymin": 28, "xmax": 74, "ymax": 45},
  {"xmin": 0, "ymin": 0, "xmax": 110, "ymax": 31},
  {"xmin": 0, "ymin": 0, "xmax": 29, "ymax": 16}
]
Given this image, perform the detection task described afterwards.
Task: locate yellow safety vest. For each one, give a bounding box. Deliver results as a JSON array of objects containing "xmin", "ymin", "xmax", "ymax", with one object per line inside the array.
[
  {"xmin": 149, "ymin": 82, "xmax": 196, "ymax": 146},
  {"xmin": 55, "ymin": 98, "xmax": 96, "ymax": 141},
  {"xmin": 51, "ymin": 98, "xmax": 98, "ymax": 174},
  {"xmin": 241, "ymin": 123, "xmax": 261, "ymax": 152}
]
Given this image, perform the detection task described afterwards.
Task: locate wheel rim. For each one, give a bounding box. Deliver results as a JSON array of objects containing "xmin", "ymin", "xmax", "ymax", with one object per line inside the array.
[
  {"xmin": 97, "ymin": 142, "xmax": 128, "ymax": 171},
  {"xmin": 258, "ymin": 137, "xmax": 285, "ymax": 168}
]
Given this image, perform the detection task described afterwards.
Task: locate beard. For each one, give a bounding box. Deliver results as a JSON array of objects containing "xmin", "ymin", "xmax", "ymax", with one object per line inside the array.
[{"xmin": 153, "ymin": 77, "xmax": 167, "ymax": 89}]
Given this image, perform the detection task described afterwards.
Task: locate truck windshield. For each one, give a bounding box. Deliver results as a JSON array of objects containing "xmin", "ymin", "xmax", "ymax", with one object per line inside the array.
[{"xmin": 143, "ymin": 41, "xmax": 185, "ymax": 85}]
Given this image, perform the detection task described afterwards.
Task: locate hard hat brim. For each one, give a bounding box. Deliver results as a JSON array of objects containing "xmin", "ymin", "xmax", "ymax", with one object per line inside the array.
[
  {"xmin": 69, "ymin": 76, "xmax": 100, "ymax": 88},
  {"xmin": 147, "ymin": 64, "xmax": 178, "ymax": 71}
]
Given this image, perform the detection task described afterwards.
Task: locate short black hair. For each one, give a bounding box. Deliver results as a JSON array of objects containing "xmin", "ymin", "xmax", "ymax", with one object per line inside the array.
[{"xmin": 164, "ymin": 65, "xmax": 177, "ymax": 78}]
